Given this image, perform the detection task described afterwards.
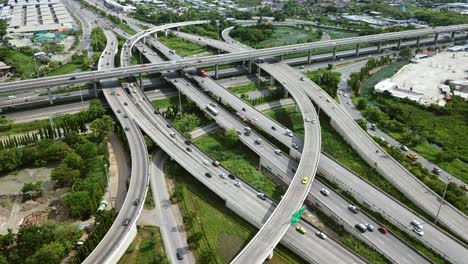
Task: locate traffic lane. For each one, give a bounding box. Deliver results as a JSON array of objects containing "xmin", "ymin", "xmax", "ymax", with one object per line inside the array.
[
  {"xmin": 312, "ymin": 180, "xmax": 430, "ymax": 264},
  {"xmin": 319, "ymin": 155, "xmax": 468, "ymax": 262}
]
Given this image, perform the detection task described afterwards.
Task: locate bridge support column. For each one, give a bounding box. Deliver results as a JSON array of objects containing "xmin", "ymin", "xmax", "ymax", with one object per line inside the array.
[
  {"xmin": 270, "ymin": 75, "xmax": 275, "ymax": 85},
  {"xmin": 377, "ymin": 42, "xmax": 382, "ymax": 53},
  {"xmin": 154, "ymin": 32, "xmax": 157, "ymax": 39},
  {"xmin": 47, "ymin": 88, "xmax": 53, "ymax": 105},
  {"xmin": 214, "ymin": 64, "xmax": 219, "ymax": 79},
  {"xmin": 355, "ymin": 44, "xmax": 360, "ymax": 56},
  {"xmin": 416, "ymin": 36, "xmax": 420, "ymax": 48},
  {"xmin": 178, "ymin": 91, "xmax": 183, "ymax": 113},
  {"xmin": 332, "ymin": 47, "xmax": 337, "ymax": 61},
  {"xmin": 266, "ymin": 250, "xmax": 274, "ymax": 261},
  {"xmin": 280, "ymin": 54, "xmax": 284, "ymax": 61},
  {"xmin": 307, "ymin": 50, "xmax": 312, "ymax": 64},
  {"xmin": 397, "ymin": 39, "xmax": 402, "ymax": 50},
  {"xmin": 257, "ymin": 66, "xmax": 261, "ymax": 86},
  {"xmin": 248, "ymin": 60, "xmax": 253, "ymax": 74},
  {"xmin": 143, "ymin": 37, "xmax": 146, "ymax": 44},
  {"xmin": 139, "ymin": 74, "xmax": 143, "ymax": 89},
  {"xmin": 451, "ymin": 31, "xmax": 455, "ymax": 40},
  {"xmin": 434, "ymin": 33, "xmax": 439, "ymax": 44},
  {"xmin": 94, "ymin": 82, "xmax": 98, "ymax": 97},
  {"xmin": 165, "ymin": 29, "xmax": 168, "ymax": 37}
]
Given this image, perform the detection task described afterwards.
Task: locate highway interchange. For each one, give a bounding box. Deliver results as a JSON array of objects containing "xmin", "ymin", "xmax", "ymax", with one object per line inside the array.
[{"xmin": 2, "ymin": 1, "xmax": 468, "ymax": 263}]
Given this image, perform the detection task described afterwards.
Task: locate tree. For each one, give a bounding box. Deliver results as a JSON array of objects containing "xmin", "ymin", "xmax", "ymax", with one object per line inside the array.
[
  {"xmin": 64, "ymin": 191, "xmax": 92, "ymax": 219},
  {"xmin": 87, "ymin": 99, "xmax": 106, "ymax": 120},
  {"xmin": 356, "ymin": 98, "xmax": 368, "ymax": 110},
  {"xmin": 21, "ymin": 181, "xmax": 43, "ymax": 199},
  {"xmin": 399, "ymin": 48, "xmax": 412, "ymax": 60},
  {"xmin": 90, "ymin": 115, "xmax": 113, "ymax": 142},
  {"xmin": 75, "ymin": 140, "xmax": 98, "ymax": 159},
  {"xmin": 25, "ymin": 241, "xmax": 65, "ymax": 264},
  {"xmin": 225, "ymin": 129, "xmax": 239, "ymax": 148},
  {"xmin": 172, "ymin": 113, "xmax": 201, "ymax": 133},
  {"xmin": 63, "ymin": 151, "xmax": 85, "ymax": 172},
  {"xmin": 51, "ymin": 164, "xmax": 80, "ymax": 187},
  {"xmin": 0, "ymin": 19, "xmax": 7, "ymax": 39},
  {"xmin": 187, "ymin": 232, "xmax": 203, "ymax": 248}
]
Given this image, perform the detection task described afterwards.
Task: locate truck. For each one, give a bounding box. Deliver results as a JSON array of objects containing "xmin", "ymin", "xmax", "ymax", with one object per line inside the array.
[
  {"xmin": 406, "ymin": 153, "xmax": 418, "ymax": 161},
  {"xmin": 198, "ymin": 69, "xmax": 207, "ymax": 77}
]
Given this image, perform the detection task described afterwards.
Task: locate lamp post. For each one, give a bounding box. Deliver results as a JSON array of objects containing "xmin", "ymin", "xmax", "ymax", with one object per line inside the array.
[
  {"xmin": 33, "ymin": 55, "xmax": 40, "ymax": 78},
  {"xmin": 434, "ymin": 176, "xmax": 451, "ymax": 224}
]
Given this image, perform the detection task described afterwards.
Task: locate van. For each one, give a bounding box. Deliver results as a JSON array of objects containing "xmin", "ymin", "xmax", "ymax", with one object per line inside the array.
[
  {"xmin": 355, "ymin": 224, "xmax": 367, "ymax": 233},
  {"xmin": 410, "ymin": 220, "xmax": 423, "ymax": 229}
]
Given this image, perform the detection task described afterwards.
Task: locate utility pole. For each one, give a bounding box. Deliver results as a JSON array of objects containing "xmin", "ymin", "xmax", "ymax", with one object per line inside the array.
[{"xmin": 434, "ymin": 177, "xmax": 451, "ymax": 224}]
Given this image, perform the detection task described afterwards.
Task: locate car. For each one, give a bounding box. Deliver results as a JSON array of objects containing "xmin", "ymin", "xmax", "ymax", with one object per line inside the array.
[
  {"xmin": 365, "ymin": 223, "xmax": 375, "ymax": 232},
  {"xmin": 257, "ymin": 193, "xmax": 266, "ymax": 200},
  {"xmin": 271, "ymin": 126, "xmax": 276, "ymax": 130},
  {"xmin": 125, "ymin": 127, "xmax": 130, "ymax": 131},
  {"xmin": 355, "ymin": 224, "xmax": 367, "ymax": 233},
  {"xmin": 432, "ymin": 167, "xmax": 442, "ymax": 175},
  {"xmin": 209, "ymin": 102, "xmax": 217, "ymax": 107},
  {"xmin": 282, "ymin": 81, "xmax": 286, "ymax": 84},
  {"xmin": 184, "ymin": 140, "xmax": 191, "ymax": 145},
  {"xmin": 69, "ymin": 76, "xmax": 76, "ymax": 80},
  {"xmin": 378, "ymin": 227, "xmax": 388, "ymax": 234},
  {"xmin": 234, "ymin": 181, "xmax": 242, "ymax": 187},
  {"xmin": 154, "ymin": 110, "xmax": 159, "ymax": 114},
  {"xmin": 326, "ymin": 98, "xmax": 330, "ymax": 102},
  {"xmin": 170, "ymin": 132, "xmax": 176, "ymax": 138},
  {"xmin": 186, "ymin": 147, "xmax": 192, "ymax": 152},
  {"xmin": 413, "ymin": 227, "xmax": 424, "ymax": 236},
  {"xmin": 212, "ymin": 160, "xmax": 220, "ymax": 167},
  {"xmin": 274, "ymin": 149, "xmax": 282, "ymax": 155},
  {"xmin": 400, "ymin": 145, "xmax": 409, "ymax": 151},
  {"xmin": 203, "ymin": 160, "xmax": 209, "ymax": 165},
  {"xmin": 316, "ymin": 231, "xmax": 327, "ymax": 239},
  {"xmin": 348, "ymin": 205, "xmax": 359, "ymax": 214},
  {"xmin": 285, "ymin": 129, "xmax": 293, "ymax": 137},
  {"xmin": 123, "ymin": 218, "xmax": 130, "ymax": 226},
  {"xmin": 255, "ymin": 138, "xmax": 263, "ymax": 145},
  {"xmin": 461, "ymin": 184, "xmax": 468, "ymax": 192},
  {"xmin": 302, "ymin": 177, "xmax": 309, "ymax": 184},
  {"xmin": 133, "ymin": 199, "xmax": 140, "ymax": 206},
  {"xmin": 305, "ymin": 116, "xmax": 311, "ymax": 122},
  {"xmin": 300, "ymin": 65, "xmax": 305, "ymax": 69},
  {"xmin": 300, "ymin": 76, "xmax": 305, "ymax": 81},
  {"xmin": 242, "ymin": 107, "xmax": 246, "ymax": 111},
  {"xmin": 117, "ymin": 109, "xmax": 121, "ymax": 113},
  {"xmin": 296, "ymin": 225, "xmax": 306, "ymax": 234},
  {"xmin": 219, "ymin": 173, "xmax": 227, "ymax": 179},
  {"xmin": 176, "ymin": 251, "xmax": 184, "ymax": 260},
  {"xmin": 123, "ymin": 114, "xmax": 128, "ymax": 118},
  {"xmin": 410, "ymin": 220, "xmax": 423, "ymax": 230},
  {"xmin": 292, "ymin": 143, "xmax": 299, "ymax": 149},
  {"xmin": 320, "ymin": 188, "xmax": 330, "ymax": 196},
  {"xmin": 291, "ymin": 167, "xmax": 296, "ymax": 173},
  {"xmin": 166, "ymin": 124, "xmax": 171, "ymax": 128},
  {"xmin": 205, "ymin": 172, "xmax": 212, "ymax": 178},
  {"xmin": 228, "ymin": 173, "xmax": 236, "ymax": 180},
  {"xmin": 174, "ymin": 79, "xmax": 178, "ymax": 83},
  {"xmin": 132, "ymin": 89, "xmax": 137, "ymax": 93},
  {"xmin": 124, "ymin": 102, "xmax": 128, "ymax": 106}
]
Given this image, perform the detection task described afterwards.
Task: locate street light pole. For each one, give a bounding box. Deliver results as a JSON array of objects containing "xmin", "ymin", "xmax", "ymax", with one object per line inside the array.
[
  {"xmin": 434, "ymin": 177, "xmax": 451, "ymax": 224},
  {"xmin": 33, "ymin": 56, "xmax": 39, "ymax": 78}
]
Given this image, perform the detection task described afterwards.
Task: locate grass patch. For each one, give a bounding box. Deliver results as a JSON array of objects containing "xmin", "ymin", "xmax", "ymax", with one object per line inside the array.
[
  {"xmin": 256, "ymin": 26, "xmax": 321, "ymax": 49},
  {"xmin": 47, "ymin": 63, "xmax": 81, "ymax": 76},
  {"xmin": 144, "ymin": 187, "xmax": 155, "ymax": 209},
  {"xmin": 151, "ymin": 96, "xmax": 178, "ymax": 109},
  {"xmin": 229, "ymin": 81, "xmax": 274, "ymax": 94},
  {"xmin": 193, "ymin": 131, "xmax": 284, "ymax": 200},
  {"xmin": 118, "ymin": 226, "xmax": 169, "ymax": 264},
  {"xmin": 324, "ymin": 28, "xmax": 359, "ymax": 39},
  {"xmin": 359, "ymin": 61, "xmax": 408, "ymax": 97},
  {"xmin": 159, "ymin": 35, "xmax": 207, "ymax": 57}
]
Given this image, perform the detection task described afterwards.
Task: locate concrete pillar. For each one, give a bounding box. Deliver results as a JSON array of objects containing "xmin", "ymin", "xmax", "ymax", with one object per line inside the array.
[
  {"xmin": 214, "ymin": 64, "xmax": 219, "ymax": 79},
  {"xmin": 143, "ymin": 37, "xmax": 146, "ymax": 44},
  {"xmin": 165, "ymin": 29, "xmax": 168, "ymax": 37},
  {"xmin": 434, "ymin": 33, "xmax": 439, "ymax": 44},
  {"xmin": 280, "ymin": 54, "xmax": 284, "ymax": 61},
  {"xmin": 451, "ymin": 31, "xmax": 455, "ymax": 40},
  {"xmin": 266, "ymin": 251, "xmax": 274, "ymax": 261},
  {"xmin": 332, "ymin": 47, "xmax": 337, "ymax": 60},
  {"xmin": 307, "ymin": 50, "xmax": 312, "ymax": 64},
  {"xmin": 466, "ymin": 31, "xmax": 468, "ymax": 40},
  {"xmin": 270, "ymin": 75, "xmax": 274, "ymax": 85},
  {"xmin": 154, "ymin": 32, "xmax": 157, "ymax": 39},
  {"xmin": 257, "ymin": 66, "xmax": 261, "ymax": 86},
  {"xmin": 139, "ymin": 74, "xmax": 143, "ymax": 89},
  {"xmin": 47, "ymin": 88, "xmax": 53, "ymax": 105},
  {"xmin": 397, "ymin": 39, "xmax": 402, "ymax": 50},
  {"xmin": 416, "ymin": 36, "xmax": 420, "ymax": 48},
  {"xmin": 248, "ymin": 59, "xmax": 253, "ymax": 74},
  {"xmin": 377, "ymin": 42, "xmax": 382, "ymax": 53},
  {"xmin": 355, "ymin": 44, "xmax": 360, "ymax": 56},
  {"xmin": 94, "ymin": 82, "xmax": 98, "ymax": 97}
]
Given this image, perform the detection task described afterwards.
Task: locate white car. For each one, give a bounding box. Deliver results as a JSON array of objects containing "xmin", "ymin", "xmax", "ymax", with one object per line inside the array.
[
  {"xmin": 413, "ymin": 227, "xmax": 424, "ymax": 236},
  {"xmin": 305, "ymin": 116, "xmax": 311, "ymax": 122},
  {"xmin": 234, "ymin": 181, "xmax": 242, "ymax": 187},
  {"xmin": 274, "ymin": 149, "xmax": 282, "ymax": 155},
  {"xmin": 203, "ymin": 160, "xmax": 209, "ymax": 165},
  {"xmin": 292, "ymin": 143, "xmax": 299, "ymax": 149},
  {"xmin": 320, "ymin": 188, "xmax": 330, "ymax": 196},
  {"xmin": 365, "ymin": 223, "xmax": 375, "ymax": 232},
  {"xmin": 219, "ymin": 173, "xmax": 227, "ymax": 179},
  {"xmin": 316, "ymin": 231, "xmax": 327, "ymax": 240}
]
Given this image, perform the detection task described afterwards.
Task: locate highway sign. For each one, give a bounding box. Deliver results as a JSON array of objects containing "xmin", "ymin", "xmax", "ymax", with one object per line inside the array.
[{"xmin": 291, "ymin": 206, "xmax": 306, "ymax": 224}]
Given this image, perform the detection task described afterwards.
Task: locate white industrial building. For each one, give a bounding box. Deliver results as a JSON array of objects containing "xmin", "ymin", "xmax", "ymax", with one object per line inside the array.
[
  {"xmin": 374, "ymin": 79, "xmax": 424, "ymax": 102},
  {"xmin": 103, "ymin": 0, "xmax": 136, "ymax": 12},
  {"xmin": 0, "ymin": 0, "xmax": 74, "ymax": 34}
]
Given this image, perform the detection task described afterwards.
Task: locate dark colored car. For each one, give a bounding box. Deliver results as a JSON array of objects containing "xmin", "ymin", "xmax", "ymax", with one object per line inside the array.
[
  {"xmin": 378, "ymin": 227, "xmax": 388, "ymax": 234},
  {"xmin": 123, "ymin": 218, "xmax": 130, "ymax": 226},
  {"xmin": 176, "ymin": 252, "xmax": 184, "ymax": 260},
  {"xmin": 228, "ymin": 173, "xmax": 236, "ymax": 180},
  {"xmin": 133, "ymin": 199, "xmax": 140, "ymax": 206},
  {"xmin": 69, "ymin": 77, "xmax": 76, "ymax": 80},
  {"xmin": 205, "ymin": 172, "xmax": 212, "ymax": 178}
]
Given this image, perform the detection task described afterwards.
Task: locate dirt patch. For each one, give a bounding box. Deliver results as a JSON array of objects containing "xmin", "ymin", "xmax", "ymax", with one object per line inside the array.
[
  {"xmin": 217, "ymin": 232, "xmax": 247, "ymax": 263},
  {"xmin": 20, "ymin": 211, "xmax": 48, "ymax": 228},
  {"xmin": 0, "ymin": 165, "xmax": 57, "ymax": 195}
]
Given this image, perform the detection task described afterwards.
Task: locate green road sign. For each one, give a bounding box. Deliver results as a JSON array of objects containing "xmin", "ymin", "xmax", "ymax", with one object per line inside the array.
[{"xmin": 291, "ymin": 206, "xmax": 306, "ymax": 224}]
